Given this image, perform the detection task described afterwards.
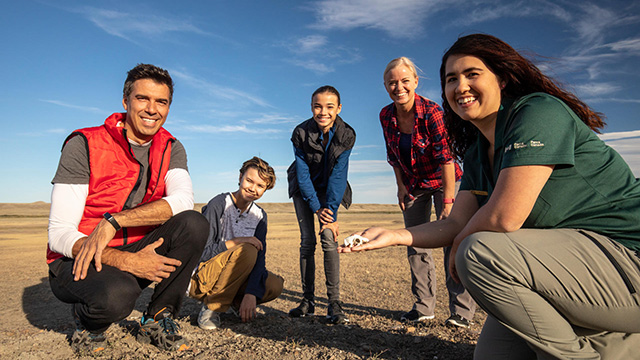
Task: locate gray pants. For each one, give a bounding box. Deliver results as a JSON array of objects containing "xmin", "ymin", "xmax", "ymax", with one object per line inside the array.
[
  {"xmin": 457, "ymin": 229, "xmax": 640, "ymax": 360},
  {"xmin": 403, "ymin": 188, "xmax": 476, "ymax": 319},
  {"xmin": 292, "ymin": 194, "xmax": 340, "ymax": 302}
]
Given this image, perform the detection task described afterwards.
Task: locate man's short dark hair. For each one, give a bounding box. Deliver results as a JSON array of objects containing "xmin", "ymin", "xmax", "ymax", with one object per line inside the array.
[
  {"xmin": 123, "ymin": 64, "xmax": 174, "ymax": 104},
  {"xmin": 240, "ymin": 157, "xmax": 276, "ymax": 190}
]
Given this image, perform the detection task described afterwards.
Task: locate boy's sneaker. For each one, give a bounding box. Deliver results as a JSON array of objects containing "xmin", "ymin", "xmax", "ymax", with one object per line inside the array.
[
  {"xmin": 289, "ymin": 298, "xmax": 315, "ymax": 317},
  {"xmin": 198, "ymin": 305, "xmax": 221, "ymax": 330},
  {"xmin": 327, "ymin": 300, "xmax": 349, "ymax": 324},
  {"xmin": 444, "ymin": 314, "xmax": 471, "ymax": 328},
  {"xmin": 137, "ymin": 308, "xmax": 189, "ymax": 351},
  {"xmin": 400, "ymin": 309, "xmax": 435, "ymax": 323},
  {"xmin": 71, "ymin": 308, "xmax": 107, "ymax": 354}
]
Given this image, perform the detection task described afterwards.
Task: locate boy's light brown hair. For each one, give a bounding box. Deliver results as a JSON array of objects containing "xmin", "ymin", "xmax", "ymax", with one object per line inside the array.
[{"xmin": 239, "ymin": 156, "xmax": 276, "ymax": 190}]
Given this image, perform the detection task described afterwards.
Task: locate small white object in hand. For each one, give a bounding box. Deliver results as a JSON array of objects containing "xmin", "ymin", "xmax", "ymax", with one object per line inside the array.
[{"xmin": 343, "ymin": 234, "xmax": 370, "ymax": 247}]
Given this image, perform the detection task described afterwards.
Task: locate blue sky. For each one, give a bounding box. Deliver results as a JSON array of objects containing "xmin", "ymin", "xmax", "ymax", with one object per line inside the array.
[{"xmin": 1, "ymin": 0, "xmax": 639, "ymax": 204}]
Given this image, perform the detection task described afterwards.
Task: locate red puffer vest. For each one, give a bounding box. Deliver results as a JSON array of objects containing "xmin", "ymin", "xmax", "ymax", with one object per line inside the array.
[{"xmin": 46, "ymin": 113, "xmax": 175, "ymax": 263}]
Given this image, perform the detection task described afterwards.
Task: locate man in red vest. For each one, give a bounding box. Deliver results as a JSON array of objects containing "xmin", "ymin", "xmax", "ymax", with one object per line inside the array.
[{"xmin": 47, "ymin": 64, "xmax": 208, "ymax": 353}]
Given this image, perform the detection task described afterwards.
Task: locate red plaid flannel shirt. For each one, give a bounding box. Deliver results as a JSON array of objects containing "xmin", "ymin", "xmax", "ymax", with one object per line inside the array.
[{"xmin": 379, "ymin": 94, "xmax": 462, "ymax": 195}]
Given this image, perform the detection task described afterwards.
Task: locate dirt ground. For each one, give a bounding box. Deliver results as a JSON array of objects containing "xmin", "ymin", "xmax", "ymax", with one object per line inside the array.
[{"xmin": 0, "ymin": 202, "xmax": 485, "ymax": 360}]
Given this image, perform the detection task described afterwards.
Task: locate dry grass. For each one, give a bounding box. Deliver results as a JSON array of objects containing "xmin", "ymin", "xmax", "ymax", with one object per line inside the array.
[{"xmin": 0, "ymin": 202, "xmax": 484, "ymax": 359}]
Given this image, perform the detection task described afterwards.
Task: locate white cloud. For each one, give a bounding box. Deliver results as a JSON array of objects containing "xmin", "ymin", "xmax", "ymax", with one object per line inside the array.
[
  {"xmin": 184, "ymin": 124, "xmax": 281, "ymax": 134},
  {"xmin": 290, "ymin": 59, "xmax": 335, "ymax": 73},
  {"xmin": 310, "ymin": 0, "xmax": 441, "ymax": 37},
  {"xmin": 40, "ymin": 99, "xmax": 103, "ymax": 113},
  {"xmin": 171, "ymin": 69, "xmax": 272, "ymax": 108},
  {"xmin": 76, "ymin": 7, "xmax": 210, "ymax": 43},
  {"xmin": 295, "ymin": 35, "xmax": 329, "ymax": 53},
  {"xmin": 349, "ymin": 159, "xmax": 392, "ymax": 173},
  {"xmin": 601, "ymin": 130, "xmax": 640, "ymax": 177},
  {"xmin": 572, "ymin": 83, "xmax": 620, "ymax": 98},
  {"xmin": 606, "ymin": 38, "xmax": 640, "ymax": 52},
  {"xmin": 450, "ymin": 0, "xmax": 571, "ymax": 28},
  {"xmin": 598, "ymin": 130, "xmax": 640, "ymax": 141},
  {"xmin": 283, "ymin": 34, "xmax": 362, "ymax": 74}
]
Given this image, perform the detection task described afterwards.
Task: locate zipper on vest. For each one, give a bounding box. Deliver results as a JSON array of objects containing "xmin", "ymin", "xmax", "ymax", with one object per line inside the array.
[
  {"xmin": 121, "ymin": 129, "xmax": 144, "ymax": 245},
  {"xmin": 147, "ymin": 139, "xmax": 173, "ymax": 200},
  {"xmin": 579, "ymin": 230, "xmax": 636, "ymax": 294}
]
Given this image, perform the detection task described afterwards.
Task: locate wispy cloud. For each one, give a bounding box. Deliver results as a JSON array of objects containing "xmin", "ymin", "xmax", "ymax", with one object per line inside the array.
[
  {"xmin": 40, "ymin": 99, "xmax": 103, "ymax": 113},
  {"xmin": 171, "ymin": 69, "xmax": 272, "ymax": 108},
  {"xmin": 309, "ymin": 0, "xmax": 443, "ymax": 37},
  {"xmin": 598, "ymin": 130, "xmax": 640, "ymax": 141},
  {"xmin": 282, "ymin": 34, "xmax": 362, "ymax": 74},
  {"xmin": 453, "ymin": 0, "xmax": 571, "ymax": 28},
  {"xmin": 349, "ymin": 159, "xmax": 391, "ymax": 173},
  {"xmin": 572, "ymin": 83, "xmax": 621, "ymax": 98},
  {"xmin": 184, "ymin": 124, "xmax": 281, "ymax": 134},
  {"xmin": 74, "ymin": 6, "xmax": 212, "ymax": 44}
]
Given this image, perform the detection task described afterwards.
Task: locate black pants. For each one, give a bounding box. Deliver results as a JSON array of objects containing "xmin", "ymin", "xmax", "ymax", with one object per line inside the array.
[{"xmin": 48, "ymin": 210, "xmax": 208, "ymax": 333}]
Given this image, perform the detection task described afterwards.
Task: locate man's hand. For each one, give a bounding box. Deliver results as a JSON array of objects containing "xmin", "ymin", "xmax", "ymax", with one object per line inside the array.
[
  {"xmin": 316, "ymin": 208, "xmax": 334, "ymax": 225},
  {"xmin": 239, "ymin": 293, "xmax": 257, "ymax": 322},
  {"xmin": 338, "ymin": 227, "xmax": 402, "ymax": 253},
  {"xmin": 225, "ymin": 237, "xmax": 263, "ymax": 251},
  {"xmin": 123, "ymin": 238, "xmax": 182, "ymax": 282},
  {"xmin": 73, "ymin": 219, "xmax": 117, "ymax": 281},
  {"xmin": 321, "ymin": 221, "xmax": 340, "ymax": 241}
]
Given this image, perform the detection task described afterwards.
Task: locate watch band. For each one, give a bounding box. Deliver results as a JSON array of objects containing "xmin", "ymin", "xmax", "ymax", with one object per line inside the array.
[
  {"xmin": 443, "ymin": 198, "xmax": 455, "ymax": 204},
  {"xmin": 103, "ymin": 212, "xmax": 122, "ymax": 231}
]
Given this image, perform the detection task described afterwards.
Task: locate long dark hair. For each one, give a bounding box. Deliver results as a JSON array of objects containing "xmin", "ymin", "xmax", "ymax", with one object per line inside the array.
[{"xmin": 439, "ymin": 34, "xmax": 605, "ymax": 160}]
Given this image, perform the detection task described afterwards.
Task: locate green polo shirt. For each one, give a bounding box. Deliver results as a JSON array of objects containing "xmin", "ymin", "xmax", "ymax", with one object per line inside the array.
[{"xmin": 460, "ymin": 93, "xmax": 640, "ymax": 250}]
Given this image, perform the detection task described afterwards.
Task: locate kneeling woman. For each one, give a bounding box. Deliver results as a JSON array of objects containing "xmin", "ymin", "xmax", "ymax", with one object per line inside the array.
[{"xmin": 341, "ymin": 34, "xmax": 640, "ymax": 359}]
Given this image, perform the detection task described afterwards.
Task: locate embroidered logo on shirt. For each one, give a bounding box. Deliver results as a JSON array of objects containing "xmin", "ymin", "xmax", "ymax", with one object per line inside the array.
[
  {"xmin": 513, "ymin": 142, "xmax": 527, "ymax": 149},
  {"xmin": 530, "ymin": 140, "xmax": 544, "ymax": 147}
]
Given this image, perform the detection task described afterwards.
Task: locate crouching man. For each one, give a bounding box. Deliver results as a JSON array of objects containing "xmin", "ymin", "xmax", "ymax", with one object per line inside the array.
[
  {"xmin": 189, "ymin": 157, "xmax": 284, "ymax": 329},
  {"xmin": 47, "ymin": 64, "xmax": 209, "ymax": 353}
]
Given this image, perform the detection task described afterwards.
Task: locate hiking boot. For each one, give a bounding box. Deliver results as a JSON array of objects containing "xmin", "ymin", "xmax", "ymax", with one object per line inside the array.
[
  {"xmin": 444, "ymin": 314, "xmax": 471, "ymax": 328},
  {"xmin": 198, "ymin": 305, "xmax": 221, "ymax": 330},
  {"xmin": 327, "ymin": 300, "xmax": 349, "ymax": 324},
  {"xmin": 289, "ymin": 298, "xmax": 315, "ymax": 317},
  {"xmin": 137, "ymin": 308, "xmax": 189, "ymax": 351},
  {"xmin": 70, "ymin": 307, "xmax": 107, "ymax": 354},
  {"xmin": 400, "ymin": 309, "xmax": 434, "ymax": 323}
]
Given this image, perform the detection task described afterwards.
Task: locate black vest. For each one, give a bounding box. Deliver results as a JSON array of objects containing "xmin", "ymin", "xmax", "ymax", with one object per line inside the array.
[{"xmin": 287, "ymin": 115, "xmax": 356, "ymax": 209}]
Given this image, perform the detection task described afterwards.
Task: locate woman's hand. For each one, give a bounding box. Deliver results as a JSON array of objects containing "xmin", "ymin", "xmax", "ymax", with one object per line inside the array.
[
  {"xmin": 397, "ymin": 186, "xmax": 409, "ymax": 211},
  {"xmin": 439, "ymin": 203, "xmax": 453, "ymax": 220},
  {"xmin": 338, "ymin": 227, "xmax": 403, "ymax": 253},
  {"xmin": 448, "ymin": 237, "xmax": 463, "ymax": 283}
]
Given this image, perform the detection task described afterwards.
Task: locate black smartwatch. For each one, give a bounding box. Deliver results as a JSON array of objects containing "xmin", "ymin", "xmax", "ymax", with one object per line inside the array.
[{"xmin": 103, "ymin": 212, "xmax": 122, "ymax": 231}]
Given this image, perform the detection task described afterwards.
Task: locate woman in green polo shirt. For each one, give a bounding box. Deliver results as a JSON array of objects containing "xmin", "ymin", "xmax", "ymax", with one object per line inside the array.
[{"xmin": 340, "ymin": 34, "xmax": 640, "ymax": 359}]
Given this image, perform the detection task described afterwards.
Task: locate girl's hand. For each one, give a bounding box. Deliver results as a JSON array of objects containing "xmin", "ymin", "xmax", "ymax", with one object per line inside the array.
[{"xmin": 316, "ymin": 208, "xmax": 334, "ymax": 225}]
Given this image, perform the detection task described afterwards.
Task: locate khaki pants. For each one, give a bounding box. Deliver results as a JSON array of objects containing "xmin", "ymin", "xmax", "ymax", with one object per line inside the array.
[
  {"xmin": 189, "ymin": 243, "xmax": 284, "ymax": 312},
  {"xmin": 457, "ymin": 229, "xmax": 640, "ymax": 360}
]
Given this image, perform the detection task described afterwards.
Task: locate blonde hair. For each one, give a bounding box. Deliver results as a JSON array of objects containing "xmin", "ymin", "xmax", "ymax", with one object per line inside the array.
[
  {"xmin": 383, "ymin": 56, "xmax": 420, "ymax": 81},
  {"xmin": 239, "ymin": 156, "xmax": 276, "ymax": 190}
]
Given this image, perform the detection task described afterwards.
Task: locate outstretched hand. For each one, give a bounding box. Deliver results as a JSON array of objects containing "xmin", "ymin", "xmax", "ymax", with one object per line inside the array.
[
  {"xmin": 125, "ymin": 238, "xmax": 182, "ymax": 282},
  {"xmin": 337, "ymin": 227, "xmax": 400, "ymax": 253}
]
